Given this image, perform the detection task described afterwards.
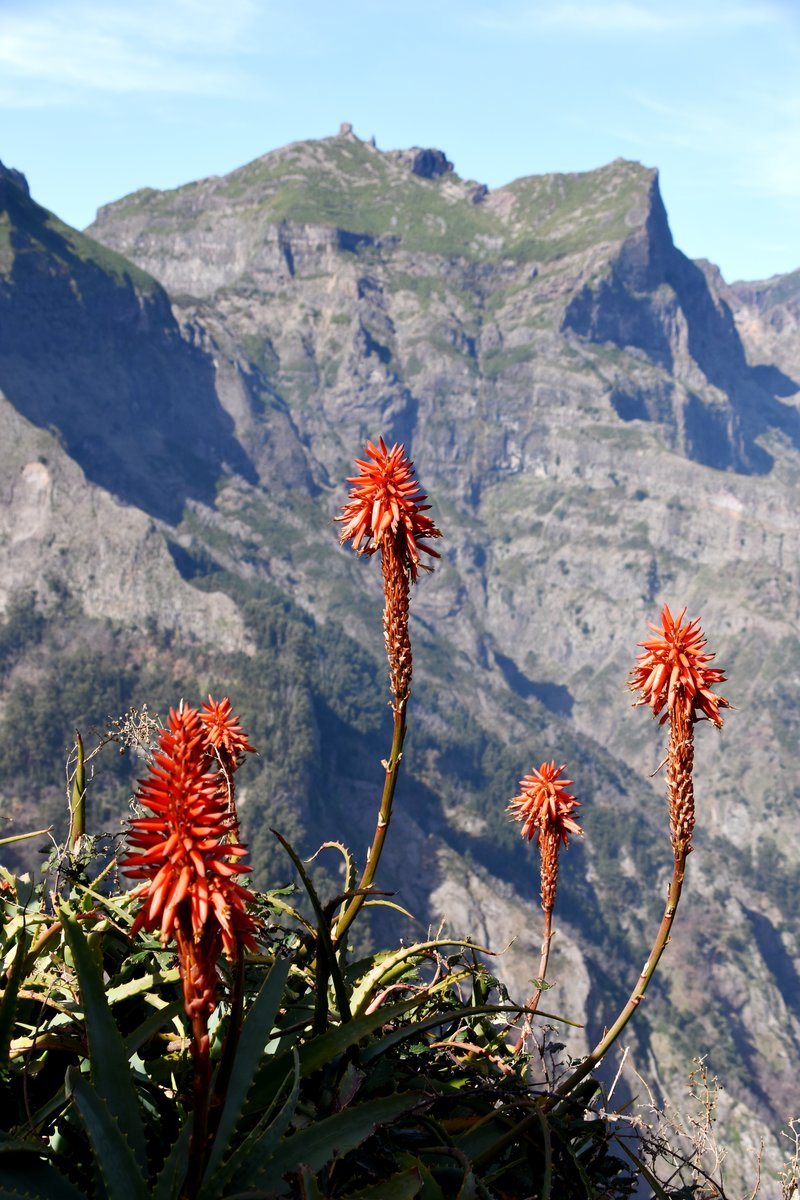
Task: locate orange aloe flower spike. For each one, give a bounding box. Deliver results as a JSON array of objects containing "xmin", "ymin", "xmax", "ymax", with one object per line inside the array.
[
  {"xmin": 122, "ymin": 705, "xmax": 259, "ymax": 955},
  {"xmin": 508, "ymin": 761, "xmax": 582, "ymax": 850},
  {"xmin": 628, "ymin": 604, "xmax": 730, "ymax": 727},
  {"xmin": 336, "ymin": 437, "xmax": 442, "ymax": 581}
]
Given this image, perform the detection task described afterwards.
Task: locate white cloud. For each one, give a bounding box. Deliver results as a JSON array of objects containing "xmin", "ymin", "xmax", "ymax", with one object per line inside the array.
[
  {"xmin": 627, "ymin": 84, "xmax": 800, "ymax": 204},
  {"xmin": 0, "ymin": 0, "xmax": 259, "ymax": 104},
  {"xmin": 471, "ymin": 0, "xmax": 792, "ymax": 37}
]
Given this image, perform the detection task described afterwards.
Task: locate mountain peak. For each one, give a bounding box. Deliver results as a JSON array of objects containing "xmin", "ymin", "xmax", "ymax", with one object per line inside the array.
[
  {"xmin": 388, "ymin": 146, "xmax": 454, "ymax": 179},
  {"xmin": 0, "ymin": 161, "xmax": 30, "ymax": 198}
]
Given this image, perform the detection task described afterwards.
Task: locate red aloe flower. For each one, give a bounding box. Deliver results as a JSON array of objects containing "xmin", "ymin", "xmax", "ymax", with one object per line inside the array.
[
  {"xmin": 336, "ymin": 437, "xmax": 442, "ymax": 582},
  {"xmin": 122, "ymin": 704, "xmax": 259, "ymax": 960},
  {"xmin": 629, "ymin": 605, "xmax": 729, "ymax": 727},
  {"xmin": 199, "ymin": 695, "xmax": 257, "ymax": 765},
  {"xmin": 508, "ymin": 761, "xmax": 582, "ymax": 849}
]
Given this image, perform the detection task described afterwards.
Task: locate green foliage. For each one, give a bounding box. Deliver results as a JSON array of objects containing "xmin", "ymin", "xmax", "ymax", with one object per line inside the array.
[
  {"xmin": 98, "ymin": 137, "xmax": 654, "ymax": 268},
  {"xmin": 0, "ymin": 590, "xmax": 44, "ymax": 669},
  {"xmin": 0, "ymin": 839, "xmax": 638, "ymax": 1199},
  {"xmin": 1, "ymin": 171, "xmax": 157, "ymax": 291}
]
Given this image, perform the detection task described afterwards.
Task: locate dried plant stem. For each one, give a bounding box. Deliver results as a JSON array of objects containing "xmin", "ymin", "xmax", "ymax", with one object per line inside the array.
[
  {"xmin": 514, "ymin": 904, "xmax": 553, "ymax": 1053},
  {"xmin": 333, "ymin": 701, "xmax": 407, "ymax": 947}
]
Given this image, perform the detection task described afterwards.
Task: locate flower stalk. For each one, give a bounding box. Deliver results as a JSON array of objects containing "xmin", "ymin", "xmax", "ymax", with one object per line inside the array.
[
  {"xmin": 508, "ymin": 762, "xmax": 582, "ymax": 1051},
  {"xmin": 333, "ymin": 439, "xmax": 441, "ymax": 945},
  {"xmin": 68, "ymin": 732, "xmax": 86, "ymax": 852},
  {"xmin": 551, "ymin": 606, "xmax": 728, "ymax": 1104}
]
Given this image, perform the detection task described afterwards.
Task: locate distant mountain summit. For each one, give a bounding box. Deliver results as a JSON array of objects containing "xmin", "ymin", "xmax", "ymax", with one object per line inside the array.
[
  {"xmin": 88, "ymin": 126, "xmax": 798, "ymax": 480},
  {"xmin": 3, "ymin": 132, "xmax": 800, "ymax": 1187}
]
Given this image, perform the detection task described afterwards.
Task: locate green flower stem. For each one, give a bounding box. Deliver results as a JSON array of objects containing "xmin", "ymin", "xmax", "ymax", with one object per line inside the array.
[
  {"xmin": 332, "ymin": 702, "xmax": 407, "ymax": 948},
  {"xmin": 514, "ymin": 905, "xmax": 553, "ymax": 1053},
  {"xmin": 68, "ymin": 732, "xmax": 86, "ymax": 851},
  {"xmin": 550, "ymin": 848, "xmax": 687, "ymax": 1105}
]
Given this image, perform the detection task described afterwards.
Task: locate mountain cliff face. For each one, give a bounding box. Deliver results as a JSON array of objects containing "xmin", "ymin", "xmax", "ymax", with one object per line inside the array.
[
  {"xmin": 3, "ymin": 133, "xmax": 800, "ymax": 1190},
  {"xmin": 0, "ymin": 164, "xmax": 254, "ymax": 522}
]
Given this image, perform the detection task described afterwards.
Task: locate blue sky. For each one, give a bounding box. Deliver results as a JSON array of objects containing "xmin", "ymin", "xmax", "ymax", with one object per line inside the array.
[{"xmin": 1, "ymin": 0, "xmax": 799, "ymax": 282}]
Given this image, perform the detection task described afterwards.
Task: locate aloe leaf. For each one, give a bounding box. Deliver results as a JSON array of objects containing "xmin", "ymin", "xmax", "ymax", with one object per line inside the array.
[
  {"xmin": 363, "ymin": 898, "xmax": 416, "ymax": 920},
  {"xmin": 535, "ymin": 1108, "xmax": 553, "ymax": 1200},
  {"xmin": 341, "ymin": 1165, "xmax": 424, "ymax": 1198},
  {"xmin": 0, "ymin": 926, "xmax": 31, "ymax": 1074},
  {"xmin": 232, "ymin": 1092, "xmax": 420, "ymax": 1197},
  {"xmin": 248, "ymin": 997, "xmax": 529, "ymax": 1116},
  {"xmin": 106, "ymin": 967, "xmax": 181, "ymax": 1006},
  {"xmin": 0, "ymin": 1159, "xmax": 87, "ymax": 1200},
  {"xmin": 151, "ymin": 1119, "xmax": 192, "ymax": 1200},
  {"xmin": 413, "ymin": 1158, "xmax": 446, "ymax": 1200},
  {"xmin": 59, "ymin": 908, "xmax": 148, "ymax": 1174},
  {"xmin": 359, "ymin": 1002, "xmax": 556, "ymax": 1064},
  {"xmin": 307, "ymin": 840, "xmax": 357, "ymax": 897},
  {"xmin": 349, "ymin": 939, "xmax": 492, "ymax": 1017},
  {"xmin": 272, "ymin": 829, "xmax": 351, "ymax": 1023},
  {"xmin": 549, "ymin": 1121, "xmax": 596, "ymax": 1198},
  {"xmin": 246, "ymin": 995, "xmax": 421, "ymax": 1111},
  {"xmin": 452, "ymin": 1111, "xmax": 515, "ymax": 1163},
  {"xmin": 204, "ymin": 956, "xmax": 291, "ymax": 1178},
  {"xmin": 124, "ymin": 998, "xmax": 184, "ymax": 1057},
  {"xmin": 206, "ymin": 1048, "xmax": 300, "ymax": 1196},
  {"xmin": 66, "ymin": 1068, "xmax": 147, "ymax": 1200},
  {"xmin": 614, "ymin": 1138, "xmax": 671, "ymax": 1199}
]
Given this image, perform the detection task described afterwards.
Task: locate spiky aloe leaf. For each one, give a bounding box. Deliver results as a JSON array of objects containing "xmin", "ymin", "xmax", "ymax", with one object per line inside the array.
[
  {"xmin": 246, "ymin": 995, "xmax": 422, "ymax": 1112},
  {"xmin": 0, "ymin": 926, "xmax": 31, "ymax": 1077},
  {"xmin": 247, "ymin": 995, "xmax": 538, "ymax": 1116},
  {"xmin": 348, "ymin": 938, "xmax": 492, "ymax": 1017},
  {"xmin": 124, "ymin": 997, "xmax": 184, "ymax": 1057},
  {"xmin": 294, "ymin": 1164, "xmax": 324, "ymax": 1199},
  {"xmin": 0, "ymin": 1151, "xmax": 87, "ymax": 1200},
  {"xmin": 59, "ymin": 908, "xmax": 148, "ymax": 1175},
  {"xmin": 203, "ymin": 1048, "xmax": 300, "ymax": 1197},
  {"xmin": 615, "ymin": 1139, "xmax": 671, "ymax": 1199},
  {"xmin": 340, "ymin": 1164, "xmax": 425, "ymax": 1198},
  {"xmin": 226, "ymin": 1092, "xmax": 420, "ymax": 1197},
  {"xmin": 151, "ymin": 1119, "xmax": 192, "ymax": 1200},
  {"xmin": 306, "ymin": 840, "xmax": 357, "ymax": 898},
  {"xmin": 203, "ymin": 955, "xmax": 292, "ymax": 1179},
  {"xmin": 66, "ymin": 1068, "xmax": 147, "ymax": 1200},
  {"xmin": 272, "ymin": 829, "xmax": 351, "ymax": 1025},
  {"xmin": 106, "ymin": 967, "xmax": 181, "ymax": 1006}
]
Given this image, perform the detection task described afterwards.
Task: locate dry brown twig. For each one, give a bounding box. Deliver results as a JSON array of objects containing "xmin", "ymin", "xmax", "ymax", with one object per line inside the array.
[
  {"xmin": 599, "ymin": 1056, "xmax": 764, "ymax": 1200},
  {"xmin": 780, "ymin": 1119, "xmax": 800, "ymax": 1200}
]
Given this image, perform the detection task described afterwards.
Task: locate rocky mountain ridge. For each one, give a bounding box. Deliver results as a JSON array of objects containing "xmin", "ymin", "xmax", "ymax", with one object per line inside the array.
[{"xmin": 2, "ymin": 131, "xmax": 800, "ymax": 1192}]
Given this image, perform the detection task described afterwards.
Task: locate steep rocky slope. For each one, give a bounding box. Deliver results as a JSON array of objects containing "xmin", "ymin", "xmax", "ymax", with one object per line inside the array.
[
  {"xmin": 0, "ymin": 164, "xmax": 254, "ymax": 523},
  {"xmin": 1, "ymin": 132, "xmax": 799, "ymax": 1190},
  {"xmin": 726, "ymin": 265, "xmax": 800, "ymax": 381}
]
